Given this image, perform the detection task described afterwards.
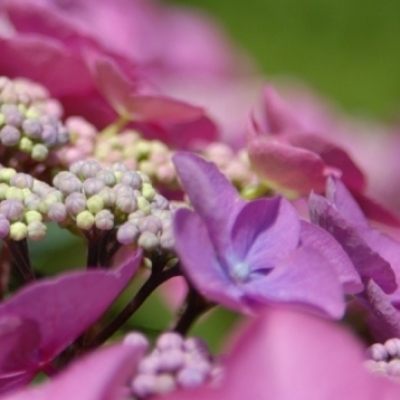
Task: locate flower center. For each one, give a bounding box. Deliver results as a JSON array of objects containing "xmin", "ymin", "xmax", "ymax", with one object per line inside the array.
[{"xmin": 230, "ymin": 262, "xmax": 251, "ymax": 283}]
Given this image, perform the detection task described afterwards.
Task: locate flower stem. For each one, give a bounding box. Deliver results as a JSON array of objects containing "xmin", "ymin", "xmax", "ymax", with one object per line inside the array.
[
  {"xmin": 85, "ymin": 262, "xmax": 182, "ymax": 349},
  {"xmin": 6, "ymin": 239, "xmax": 35, "ymax": 282},
  {"xmin": 171, "ymin": 287, "xmax": 213, "ymax": 335}
]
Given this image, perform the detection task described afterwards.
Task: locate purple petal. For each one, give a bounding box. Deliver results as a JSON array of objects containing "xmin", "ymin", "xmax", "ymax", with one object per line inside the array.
[
  {"xmin": 325, "ymin": 177, "xmax": 368, "ymax": 227},
  {"xmin": 230, "ymin": 197, "xmax": 300, "ymax": 269},
  {"xmin": 364, "ymin": 280, "xmax": 400, "ymax": 342},
  {"xmin": 300, "ymin": 221, "xmax": 363, "ymax": 294},
  {"xmin": 2, "ymin": 343, "xmax": 144, "ymax": 400},
  {"xmin": 173, "ymin": 209, "xmax": 249, "ymax": 313},
  {"xmin": 173, "ymin": 152, "xmax": 242, "ymax": 251},
  {"xmin": 243, "ymin": 247, "xmax": 345, "ymax": 319},
  {"xmin": 309, "ymin": 192, "xmax": 397, "ymax": 294},
  {"xmin": 0, "ymin": 252, "xmax": 141, "ymax": 384}
]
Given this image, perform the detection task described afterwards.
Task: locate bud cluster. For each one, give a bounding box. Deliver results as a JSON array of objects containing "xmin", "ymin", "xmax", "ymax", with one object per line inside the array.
[
  {"xmin": 51, "ymin": 160, "xmax": 175, "ymax": 253},
  {"xmin": 95, "ymin": 130, "xmax": 179, "ymax": 188},
  {"xmin": 0, "ymin": 77, "xmax": 70, "ymax": 165},
  {"xmin": 201, "ymin": 142, "xmax": 260, "ymax": 196},
  {"xmin": 365, "ymin": 338, "xmax": 400, "ymax": 378},
  {"xmin": 127, "ymin": 332, "xmax": 221, "ymax": 399},
  {"xmin": 0, "ymin": 167, "xmax": 53, "ymax": 241}
]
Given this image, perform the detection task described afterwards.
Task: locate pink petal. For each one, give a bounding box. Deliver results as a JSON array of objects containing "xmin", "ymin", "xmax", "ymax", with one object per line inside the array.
[
  {"xmin": 248, "ymin": 137, "xmax": 327, "ymax": 195},
  {"xmin": 85, "ymin": 52, "xmax": 204, "ymax": 123}
]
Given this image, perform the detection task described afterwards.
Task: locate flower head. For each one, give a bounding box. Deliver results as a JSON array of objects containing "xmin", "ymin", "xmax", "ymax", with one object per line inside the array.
[{"xmin": 172, "ymin": 152, "xmax": 351, "ymax": 318}]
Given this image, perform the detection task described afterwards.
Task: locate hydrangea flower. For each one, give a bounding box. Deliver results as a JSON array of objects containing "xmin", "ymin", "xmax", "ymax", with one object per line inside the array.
[{"xmin": 172, "ymin": 152, "xmax": 359, "ymax": 318}]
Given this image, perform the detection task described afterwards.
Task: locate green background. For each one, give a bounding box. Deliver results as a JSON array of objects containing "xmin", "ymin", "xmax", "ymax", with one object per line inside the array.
[{"xmin": 166, "ymin": 0, "xmax": 400, "ymax": 121}]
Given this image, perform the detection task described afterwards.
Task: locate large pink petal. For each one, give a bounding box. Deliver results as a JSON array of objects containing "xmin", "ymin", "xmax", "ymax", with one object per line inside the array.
[{"xmin": 163, "ymin": 308, "xmax": 400, "ymax": 400}]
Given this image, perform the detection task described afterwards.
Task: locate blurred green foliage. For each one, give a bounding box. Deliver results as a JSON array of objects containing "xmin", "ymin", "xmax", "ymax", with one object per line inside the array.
[{"xmin": 167, "ymin": 0, "xmax": 400, "ymax": 120}]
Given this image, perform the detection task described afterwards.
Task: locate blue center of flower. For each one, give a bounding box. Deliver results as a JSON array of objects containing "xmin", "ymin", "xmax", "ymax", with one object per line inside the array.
[{"xmin": 230, "ymin": 262, "xmax": 251, "ymax": 283}]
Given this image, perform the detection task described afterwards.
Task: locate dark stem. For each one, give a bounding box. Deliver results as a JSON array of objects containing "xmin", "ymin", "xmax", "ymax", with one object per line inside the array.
[
  {"xmin": 0, "ymin": 244, "xmax": 11, "ymax": 298},
  {"xmin": 85, "ymin": 263, "xmax": 181, "ymax": 350},
  {"xmin": 6, "ymin": 239, "xmax": 35, "ymax": 282},
  {"xmin": 172, "ymin": 287, "xmax": 213, "ymax": 335}
]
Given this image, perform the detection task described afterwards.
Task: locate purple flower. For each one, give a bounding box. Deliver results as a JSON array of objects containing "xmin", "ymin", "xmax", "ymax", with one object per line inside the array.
[
  {"xmin": 0, "ymin": 251, "xmax": 142, "ymax": 393},
  {"xmin": 309, "ymin": 177, "xmax": 400, "ymax": 339},
  {"xmin": 0, "ymin": 342, "xmax": 145, "ymax": 400},
  {"xmin": 172, "ymin": 152, "xmax": 351, "ymax": 318}
]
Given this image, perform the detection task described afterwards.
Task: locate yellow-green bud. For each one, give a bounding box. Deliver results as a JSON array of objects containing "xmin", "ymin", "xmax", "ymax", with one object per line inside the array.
[
  {"xmin": 9, "ymin": 221, "xmax": 28, "ymax": 241},
  {"xmin": 141, "ymin": 183, "xmax": 155, "ymax": 201},
  {"xmin": 24, "ymin": 210, "xmax": 43, "ymax": 224},
  {"xmin": 137, "ymin": 196, "xmax": 151, "ymax": 215},
  {"xmin": 6, "ymin": 187, "xmax": 24, "ymax": 201},
  {"xmin": 76, "ymin": 210, "xmax": 95, "ymax": 230},
  {"xmin": 0, "ymin": 168, "xmax": 16, "ymax": 183},
  {"xmin": 18, "ymin": 137, "xmax": 34, "ymax": 153},
  {"xmin": 86, "ymin": 195, "xmax": 104, "ymax": 214}
]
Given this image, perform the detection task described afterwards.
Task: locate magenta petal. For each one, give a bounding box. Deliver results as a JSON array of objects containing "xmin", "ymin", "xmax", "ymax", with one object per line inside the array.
[
  {"xmin": 248, "ymin": 137, "xmax": 327, "ymax": 195},
  {"xmin": 85, "ymin": 52, "xmax": 204, "ymax": 123},
  {"xmin": 173, "ymin": 209, "xmax": 248, "ymax": 313},
  {"xmin": 0, "ymin": 36, "xmax": 92, "ymax": 97},
  {"xmin": 243, "ymin": 247, "xmax": 345, "ymax": 319},
  {"xmin": 0, "ymin": 251, "xmax": 141, "ymax": 380},
  {"xmin": 300, "ymin": 221, "xmax": 363, "ymax": 294},
  {"xmin": 2, "ymin": 344, "xmax": 143, "ymax": 400},
  {"xmin": 0, "ymin": 317, "xmax": 40, "ymax": 393},
  {"xmin": 309, "ymin": 192, "xmax": 397, "ymax": 294},
  {"xmin": 230, "ymin": 197, "xmax": 300, "ymax": 268}
]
